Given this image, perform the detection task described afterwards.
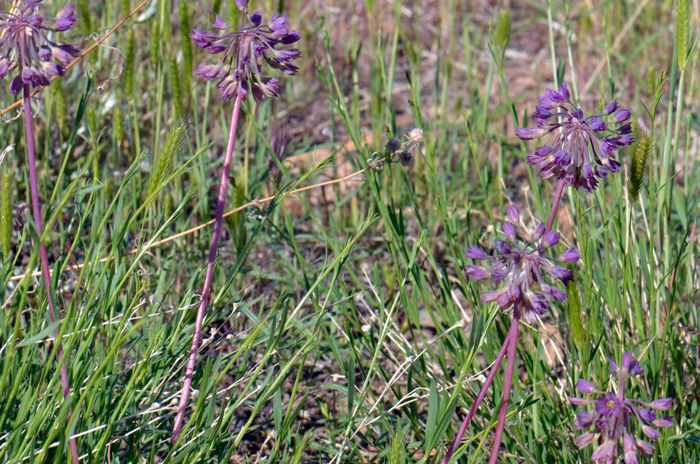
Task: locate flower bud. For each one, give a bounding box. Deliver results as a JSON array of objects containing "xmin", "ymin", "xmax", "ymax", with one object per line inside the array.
[
  {"xmin": 604, "ymin": 98, "xmax": 619, "ymax": 115},
  {"xmin": 576, "ymin": 379, "xmax": 596, "ymax": 393},
  {"xmin": 650, "ymin": 398, "xmax": 673, "ymax": 411},
  {"xmin": 466, "ymin": 245, "xmax": 487, "ymax": 260},
  {"xmin": 560, "ymin": 247, "xmax": 580, "ymax": 263},
  {"xmin": 613, "ymin": 109, "xmax": 631, "ymax": 123}
]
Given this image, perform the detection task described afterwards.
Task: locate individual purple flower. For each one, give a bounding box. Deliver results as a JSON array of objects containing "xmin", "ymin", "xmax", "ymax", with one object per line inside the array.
[
  {"xmin": 0, "ymin": 0, "xmax": 79, "ymax": 94},
  {"xmin": 191, "ymin": 5, "xmax": 301, "ymax": 102},
  {"xmin": 569, "ymin": 352, "xmax": 674, "ymax": 463},
  {"xmin": 465, "ymin": 205, "xmax": 577, "ymax": 323},
  {"xmin": 516, "ymin": 82, "xmax": 634, "ymax": 193},
  {"xmin": 576, "ymin": 379, "xmax": 598, "ymax": 394},
  {"xmin": 595, "ymin": 392, "xmax": 621, "ymax": 418}
]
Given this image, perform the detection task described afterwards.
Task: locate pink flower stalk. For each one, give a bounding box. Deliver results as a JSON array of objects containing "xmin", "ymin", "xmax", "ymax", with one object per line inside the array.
[
  {"xmin": 1, "ymin": 2, "xmax": 79, "ymax": 462},
  {"xmin": 569, "ymin": 352, "xmax": 674, "ymax": 463},
  {"xmin": 171, "ymin": 1, "xmax": 300, "ymax": 445},
  {"xmin": 442, "ymin": 206, "xmax": 578, "ymax": 464}
]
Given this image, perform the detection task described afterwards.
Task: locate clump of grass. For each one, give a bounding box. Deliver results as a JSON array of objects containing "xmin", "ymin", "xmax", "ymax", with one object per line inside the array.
[
  {"xmin": 146, "ymin": 117, "xmax": 189, "ymax": 204},
  {"xmin": 629, "ymin": 134, "xmax": 651, "ymax": 204},
  {"xmin": 3, "ymin": 1, "xmax": 700, "ymax": 463}
]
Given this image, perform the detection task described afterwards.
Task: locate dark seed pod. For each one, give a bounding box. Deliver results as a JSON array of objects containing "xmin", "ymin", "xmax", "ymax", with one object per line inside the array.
[
  {"xmin": 398, "ymin": 151, "xmax": 413, "ymax": 167},
  {"xmin": 385, "ymin": 138, "xmax": 401, "ymax": 153}
]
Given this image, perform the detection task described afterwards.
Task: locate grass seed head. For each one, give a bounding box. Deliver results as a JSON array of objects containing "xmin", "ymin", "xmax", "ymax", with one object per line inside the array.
[
  {"xmin": 676, "ymin": 0, "xmax": 690, "ymax": 71},
  {"xmin": 628, "ymin": 134, "xmax": 650, "ymax": 204}
]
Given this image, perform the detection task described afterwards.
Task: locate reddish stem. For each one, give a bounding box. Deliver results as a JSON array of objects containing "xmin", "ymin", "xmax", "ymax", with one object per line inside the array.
[
  {"xmin": 171, "ymin": 94, "xmax": 243, "ymax": 444},
  {"xmin": 545, "ymin": 178, "xmax": 566, "ymax": 235},
  {"xmin": 440, "ymin": 320, "xmax": 518, "ymax": 464},
  {"xmin": 23, "ymin": 84, "xmax": 79, "ymax": 464},
  {"xmin": 487, "ymin": 306, "xmax": 521, "ymax": 464}
]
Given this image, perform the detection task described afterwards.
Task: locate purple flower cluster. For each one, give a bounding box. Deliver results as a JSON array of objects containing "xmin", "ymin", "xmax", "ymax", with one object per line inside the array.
[
  {"xmin": 0, "ymin": 0, "xmax": 79, "ymax": 94},
  {"xmin": 465, "ymin": 205, "xmax": 579, "ymax": 323},
  {"xmin": 191, "ymin": 2, "xmax": 300, "ymax": 102},
  {"xmin": 569, "ymin": 352, "xmax": 674, "ymax": 463},
  {"xmin": 516, "ymin": 83, "xmax": 634, "ymax": 193}
]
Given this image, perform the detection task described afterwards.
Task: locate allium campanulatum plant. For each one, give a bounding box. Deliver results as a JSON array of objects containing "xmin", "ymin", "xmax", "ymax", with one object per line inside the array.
[
  {"xmin": 172, "ymin": 0, "xmax": 300, "ymax": 444},
  {"xmin": 465, "ymin": 205, "xmax": 577, "ymax": 323},
  {"xmin": 441, "ymin": 205, "xmax": 579, "ymax": 464},
  {"xmin": 191, "ymin": 2, "xmax": 300, "ymax": 102},
  {"xmin": 516, "ymin": 83, "xmax": 633, "ymax": 234},
  {"xmin": 570, "ymin": 352, "xmax": 674, "ymax": 463},
  {"xmin": 0, "ymin": 1, "xmax": 79, "ymax": 91},
  {"xmin": 0, "ymin": 1, "xmax": 79, "ymax": 462}
]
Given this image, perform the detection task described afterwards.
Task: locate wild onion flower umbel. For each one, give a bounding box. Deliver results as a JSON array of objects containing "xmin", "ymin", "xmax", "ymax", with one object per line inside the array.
[
  {"xmin": 0, "ymin": 2, "xmax": 79, "ymax": 462},
  {"xmin": 516, "ymin": 83, "xmax": 633, "ymax": 233},
  {"xmin": 466, "ymin": 205, "xmax": 577, "ymax": 323},
  {"xmin": 0, "ymin": 1, "xmax": 79, "ymax": 92},
  {"xmin": 516, "ymin": 83, "xmax": 633, "ymax": 193},
  {"xmin": 441, "ymin": 205, "xmax": 579, "ymax": 464},
  {"xmin": 191, "ymin": 0, "xmax": 300, "ymax": 102},
  {"xmin": 570, "ymin": 352, "xmax": 674, "ymax": 463},
  {"xmin": 172, "ymin": 0, "xmax": 300, "ymax": 445}
]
